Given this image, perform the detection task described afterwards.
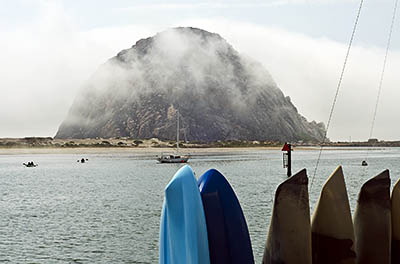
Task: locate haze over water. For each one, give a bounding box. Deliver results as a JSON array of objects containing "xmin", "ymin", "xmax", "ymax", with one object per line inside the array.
[{"xmin": 1, "ymin": 147, "xmax": 399, "ymax": 263}]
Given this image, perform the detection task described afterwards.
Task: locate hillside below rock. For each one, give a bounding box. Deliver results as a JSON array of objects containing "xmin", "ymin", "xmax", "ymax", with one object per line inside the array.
[{"xmin": 55, "ymin": 27, "xmax": 325, "ymax": 142}]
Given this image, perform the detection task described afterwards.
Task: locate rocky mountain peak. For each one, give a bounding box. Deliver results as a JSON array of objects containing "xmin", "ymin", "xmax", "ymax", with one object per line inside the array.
[{"xmin": 55, "ymin": 27, "xmax": 325, "ymax": 142}]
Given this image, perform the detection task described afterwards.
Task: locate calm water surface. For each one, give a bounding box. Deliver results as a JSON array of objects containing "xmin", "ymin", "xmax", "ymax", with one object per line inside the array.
[{"xmin": 0, "ymin": 147, "xmax": 399, "ymax": 263}]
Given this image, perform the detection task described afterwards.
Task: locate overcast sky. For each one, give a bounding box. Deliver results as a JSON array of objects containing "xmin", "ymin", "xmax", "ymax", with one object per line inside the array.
[{"xmin": 1, "ymin": 0, "xmax": 399, "ymax": 141}]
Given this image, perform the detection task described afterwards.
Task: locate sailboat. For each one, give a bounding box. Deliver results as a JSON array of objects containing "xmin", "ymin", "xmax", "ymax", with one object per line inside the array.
[{"xmin": 157, "ymin": 110, "xmax": 190, "ymax": 163}]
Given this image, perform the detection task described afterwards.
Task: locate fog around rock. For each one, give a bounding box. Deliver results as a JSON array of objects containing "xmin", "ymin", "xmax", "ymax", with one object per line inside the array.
[{"xmin": 55, "ymin": 27, "xmax": 325, "ymax": 142}]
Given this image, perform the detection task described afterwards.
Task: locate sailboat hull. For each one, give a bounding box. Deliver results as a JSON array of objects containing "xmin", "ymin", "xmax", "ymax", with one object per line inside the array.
[
  {"xmin": 157, "ymin": 110, "xmax": 189, "ymax": 163},
  {"xmin": 158, "ymin": 156, "xmax": 189, "ymax": 163}
]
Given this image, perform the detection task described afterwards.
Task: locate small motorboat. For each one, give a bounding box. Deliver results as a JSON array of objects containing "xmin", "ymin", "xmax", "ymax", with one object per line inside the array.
[
  {"xmin": 23, "ymin": 161, "xmax": 38, "ymax": 167},
  {"xmin": 77, "ymin": 158, "xmax": 88, "ymax": 163}
]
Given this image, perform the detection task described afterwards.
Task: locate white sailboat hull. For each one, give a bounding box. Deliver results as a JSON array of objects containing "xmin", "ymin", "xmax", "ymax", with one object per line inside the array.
[{"xmin": 158, "ymin": 155, "xmax": 189, "ymax": 163}]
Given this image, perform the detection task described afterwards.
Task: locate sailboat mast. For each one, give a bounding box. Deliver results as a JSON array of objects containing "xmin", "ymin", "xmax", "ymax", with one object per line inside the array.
[{"xmin": 177, "ymin": 110, "xmax": 179, "ymax": 153}]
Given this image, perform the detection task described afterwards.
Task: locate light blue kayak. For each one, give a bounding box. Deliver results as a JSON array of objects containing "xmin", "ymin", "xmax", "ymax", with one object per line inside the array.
[{"xmin": 159, "ymin": 165, "xmax": 211, "ymax": 264}]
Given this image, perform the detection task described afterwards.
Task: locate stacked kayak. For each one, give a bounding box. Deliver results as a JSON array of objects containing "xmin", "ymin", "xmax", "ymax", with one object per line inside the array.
[
  {"xmin": 199, "ymin": 169, "xmax": 254, "ymax": 264},
  {"xmin": 262, "ymin": 169, "xmax": 312, "ymax": 264},
  {"xmin": 159, "ymin": 165, "xmax": 399, "ymax": 264},
  {"xmin": 159, "ymin": 165, "xmax": 254, "ymax": 264},
  {"xmin": 159, "ymin": 165, "xmax": 210, "ymax": 264},
  {"xmin": 311, "ymin": 166, "xmax": 355, "ymax": 264}
]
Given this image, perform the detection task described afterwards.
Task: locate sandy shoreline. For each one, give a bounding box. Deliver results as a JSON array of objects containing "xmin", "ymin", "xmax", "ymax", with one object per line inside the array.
[
  {"xmin": 1, "ymin": 146, "xmax": 383, "ymax": 155},
  {"xmin": 1, "ymin": 138, "xmax": 396, "ymax": 155},
  {"xmin": 0, "ymin": 146, "xmax": 288, "ymax": 155}
]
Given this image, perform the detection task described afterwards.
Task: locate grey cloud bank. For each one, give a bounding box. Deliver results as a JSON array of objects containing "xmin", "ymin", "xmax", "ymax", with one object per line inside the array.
[
  {"xmin": 55, "ymin": 27, "xmax": 325, "ymax": 142},
  {"xmin": 1, "ymin": 0, "xmax": 399, "ymax": 141}
]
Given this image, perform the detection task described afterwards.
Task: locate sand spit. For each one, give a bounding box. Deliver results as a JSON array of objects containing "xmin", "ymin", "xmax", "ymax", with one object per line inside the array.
[
  {"xmin": 0, "ymin": 137, "xmax": 289, "ymax": 155},
  {"xmin": 1, "ymin": 137, "xmax": 393, "ymax": 155}
]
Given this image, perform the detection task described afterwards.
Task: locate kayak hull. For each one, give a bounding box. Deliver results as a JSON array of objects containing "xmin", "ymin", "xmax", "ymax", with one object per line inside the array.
[
  {"xmin": 159, "ymin": 165, "xmax": 210, "ymax": 264},
  {"xmin": 198, "ymin": 169, "xmax": 254, "ymax": 264}
]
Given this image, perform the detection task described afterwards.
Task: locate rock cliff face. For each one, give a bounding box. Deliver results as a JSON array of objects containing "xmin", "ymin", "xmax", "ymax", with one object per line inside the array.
[{"xmin": 55, "ymin": 27, "xmax": 325, "ymax": 142}]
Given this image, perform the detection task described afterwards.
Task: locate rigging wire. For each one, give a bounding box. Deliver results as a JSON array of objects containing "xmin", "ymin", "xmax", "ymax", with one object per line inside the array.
[
  {"xmin": 363, "ymin": 0, "xmax": 399, "ymax": 172},
  {"xmin": 310, "ymin": 0, "xmax": 365, "ymax": 191},
  {"xmin": 178, "ymin": 112, "xmax": 189, "ymax": 143}
]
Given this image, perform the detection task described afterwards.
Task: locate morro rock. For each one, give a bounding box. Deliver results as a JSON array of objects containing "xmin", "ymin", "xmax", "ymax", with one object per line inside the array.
[{"xmin": 55, "ymin": 27, "xmax": 325, "ymax": 142}]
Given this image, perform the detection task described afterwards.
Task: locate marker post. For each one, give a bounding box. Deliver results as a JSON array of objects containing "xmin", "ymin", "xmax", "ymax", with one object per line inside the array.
[{"xmin": 282, "ymin": 143, "xmax": 292, "ymax": 177}]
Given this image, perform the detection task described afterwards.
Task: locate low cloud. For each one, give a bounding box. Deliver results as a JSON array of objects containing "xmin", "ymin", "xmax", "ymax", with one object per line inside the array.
[
  {"xmin": 0, "ymin": 2, "xmax": 161, "ymax": 137},
  {"xmin": 114, "ymin": 0, "xmax": 362, "ymax": 11},
  {"xmin": 178, "ymin": 19, "xmax": 400, "ymax": 141},
  {"xmin": 1, "ymin": 3, "xmax": 399, "ymax": 140}
]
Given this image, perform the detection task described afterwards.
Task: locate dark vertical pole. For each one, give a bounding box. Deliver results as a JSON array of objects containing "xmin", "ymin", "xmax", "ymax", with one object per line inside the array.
[{"xmin": 287, "ymin": 144, "xmax": 292, "ymax": 177}]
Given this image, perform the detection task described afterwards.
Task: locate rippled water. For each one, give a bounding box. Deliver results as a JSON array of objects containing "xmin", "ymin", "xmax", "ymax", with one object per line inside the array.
[{"xmin": 0, "ymin": 147, "xmax": 399, "ymax": 263}]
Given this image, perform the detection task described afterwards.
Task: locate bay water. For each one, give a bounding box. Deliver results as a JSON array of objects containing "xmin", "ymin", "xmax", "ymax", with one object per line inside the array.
[{"xmin": 0, "ymin": 147, "xmax": 399, "ymax": 263}]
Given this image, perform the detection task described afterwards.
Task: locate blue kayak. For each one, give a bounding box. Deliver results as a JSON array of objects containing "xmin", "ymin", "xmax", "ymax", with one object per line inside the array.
[
  {"xmin": 198, "ymin": 169, "xmax": 255, "ymax": 264},
  {"xmin": 159, "ymin": 165, "xmax": 211, "ymax": 264}
]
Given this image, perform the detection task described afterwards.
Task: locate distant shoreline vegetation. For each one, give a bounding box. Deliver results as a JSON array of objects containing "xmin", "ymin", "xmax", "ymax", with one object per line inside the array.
[{"xmin": 0, "ymin": 137, "xmax": 399, "ymax": 148}]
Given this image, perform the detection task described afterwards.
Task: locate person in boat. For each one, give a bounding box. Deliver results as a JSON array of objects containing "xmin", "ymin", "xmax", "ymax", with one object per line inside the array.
[{"xmin": 24, "ymin": 161, "xmax": 36, "ymax": 167}]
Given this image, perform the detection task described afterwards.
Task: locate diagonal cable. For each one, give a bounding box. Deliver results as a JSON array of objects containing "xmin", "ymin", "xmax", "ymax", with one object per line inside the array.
[
  {"xmin": 363, "ymin": 0, "xmax": 399, "ymax": 171},
  {"xmin": 310, "ymin": 0, "xmax": 365, "ymax": 191}
]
